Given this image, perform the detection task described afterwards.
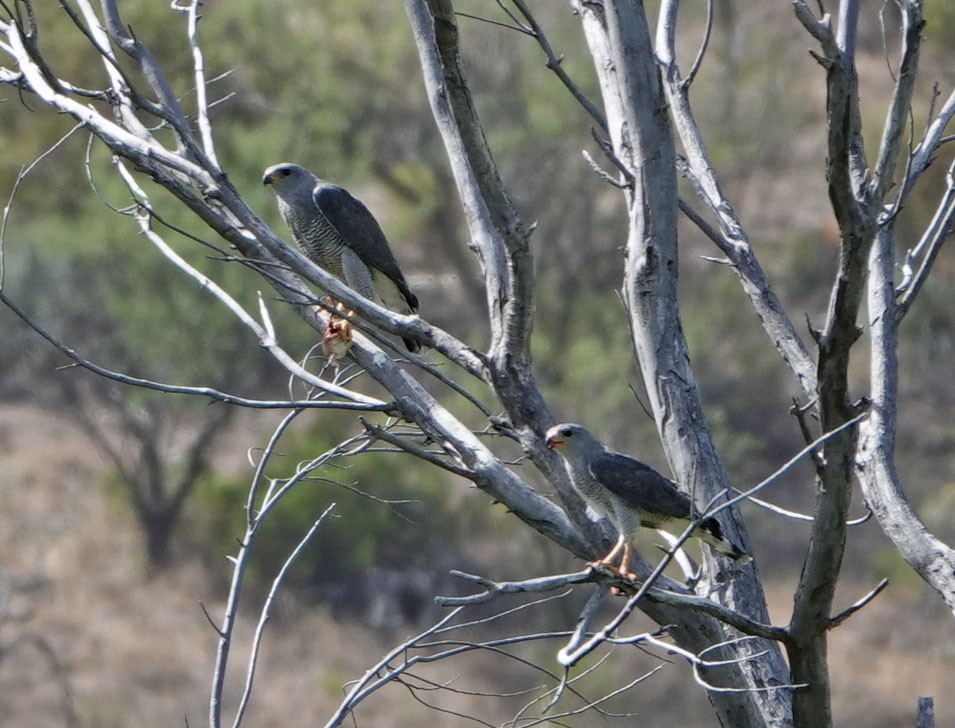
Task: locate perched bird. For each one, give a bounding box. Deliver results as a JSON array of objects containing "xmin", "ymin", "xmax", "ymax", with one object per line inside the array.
[
  {"xmin": 262, "ymin": 162, "xmax": 420, "ymax": 352},
  {"xmin": 545, "ymin": 423, "xmax": 750, "ymax": 577}
]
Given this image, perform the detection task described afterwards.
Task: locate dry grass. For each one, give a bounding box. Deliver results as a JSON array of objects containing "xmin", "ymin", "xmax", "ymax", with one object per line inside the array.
[{"xmin": 1, "ymin": 404, "xmax": 953, "ymax": 727}]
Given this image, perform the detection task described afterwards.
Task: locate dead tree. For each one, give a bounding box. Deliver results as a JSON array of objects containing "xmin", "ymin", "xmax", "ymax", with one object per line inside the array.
[{"xmin": 1, "ymin": 1, "xmax": 953, "ymax": 727}]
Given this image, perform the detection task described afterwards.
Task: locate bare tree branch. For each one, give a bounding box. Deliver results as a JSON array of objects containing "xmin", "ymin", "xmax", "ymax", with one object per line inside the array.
[
  {"xmin": 0, "ymin": 289, "xmax": 386, "ymax": 410},
  {"xmin": 572, "ymin": 3, "xmax": 791, "ymax": 723},
  {"xmin": 231, "ymin": 505, "xmax": 336, "ymax": 728},
  {"xmin": 869, "ymin": 1, "xmax": 924, "ymax": 201},
  {"xmin": 176, "ymin": 0, "xmax": 219, "ymax": 166},
  {"xmin": 826, "ymin": 578, "xmax": 889, "ymax": 629},
  {"xmin": 660, "ymin": 3, "xmax": 817, "ymax": 397},
  {"xmin": 858, "ymin": 225, "xmax": 955, "ymax": 615}
]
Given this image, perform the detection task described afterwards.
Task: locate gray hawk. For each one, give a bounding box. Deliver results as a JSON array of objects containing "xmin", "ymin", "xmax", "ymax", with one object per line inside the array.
[
  {"xmin": 545, "ymin": 423, "xmax": 750, "ymax": 577},
  {"xmin": 263, "ymin": 162, "xmax": 420, "ymax": 352}
]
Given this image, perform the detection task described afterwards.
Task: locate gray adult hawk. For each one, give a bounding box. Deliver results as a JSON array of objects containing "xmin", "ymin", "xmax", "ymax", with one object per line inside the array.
[
  {"xmin": 262, "ymin": 162, "xmax": 420, "ymax": 352},
  {"xmin": 545, "ymin": 423, "xmax": 750, "ymax": 577}
]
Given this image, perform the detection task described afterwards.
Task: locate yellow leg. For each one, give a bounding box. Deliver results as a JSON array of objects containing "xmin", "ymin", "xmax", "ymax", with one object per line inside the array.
[
  {"xmin": 591, "ymin": 535, "xmax": 636, "ymax": 581},
  {"xmin": 619, "ymin": 542, "xmax": 635, "ymax": 580},
  {"xmin": 595, "ymin": 534, "xmax": 626, "ymax": 568}
]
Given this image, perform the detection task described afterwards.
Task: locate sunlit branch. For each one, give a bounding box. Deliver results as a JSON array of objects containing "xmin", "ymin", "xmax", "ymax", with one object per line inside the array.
[
  {"xmin": 99, "ymin": 0, "xmax": 214, "ymax": 165},
  {"xmin": 683, "ymin": 0, "xmax": 713, "ymax": 90},
  {"xmin": 870, "ymin": 0, "xmax": 924, "ymax": 202},
  {"xmin": 862, "ymin": 198, "xmax": 955, "ymax": 617},
  {"xmin": 517, "ymin": 667, "xmax": 658, "ymax": 727},
  {"xmin": 713, "ymin": 412, "xmax": 869, "ymax": 518},
  {"xmin": 259, "ymin": 435, "xmax": 375, "ymax": 519},
  {"xmin": 436, "ymin": 568, "xmax": 594, "ymax": 606},
  {"xmin": 245, "ymin": 408, "xmax": 303, "ymax": 525},
  {"xmin": 611, "ymin": 633, "xmax": 804, "ymax": 694},
  {"xmin": 231, "ymin": 504, "xmax": 336, "ymax": 728},
  {"xmin": 827, "ymin": 578, "xmax": 889, "ymax": 629},
  {"xmin": 441, "ymin": 566, "xmax": 787, "ymax": 643},
  {"xmin": 735, "ymin": 491, "xmax": 872, "ymax": 526},
  {"xmin": 176, "ymin": 0, "xmax": 219, "ymax": 166},
  {"xmin": 905, "ymin": 88, "xmax": 955, "ymax": 186},
  {"xmin": 0, "ymin": 289, "xmax": 386, "ymax": 411},
  {"xmin": 323, "ymin": 607, "xmax": 465, "ymax": 727},
  {"xmin": 360, "ymin": 419, "xmax": 476, "ymax": 478},
  {"xmin": 3, "ymin": 19, "xmax": 207, "ymax": 181},
  {"xmin": 210, "ymin": 433, "xmax": 369, "ymax": 728},
  {"xmin": 659, "ymin": 14, "xmax": 817, "ymax": 397},
  {"xmin": 897, "ymin": 157, "xmax": 955, "ymax": 318},
  {"xmin": 792, "ymin": 0, "xmax": 838, "ymax": 56},
  {"xmin": 557, "ymin": 535, "xmax": 692, "ymax": 668},
  {"xmin": 70, "ymin": 0, "xmax": 161, "ymax": 139}
]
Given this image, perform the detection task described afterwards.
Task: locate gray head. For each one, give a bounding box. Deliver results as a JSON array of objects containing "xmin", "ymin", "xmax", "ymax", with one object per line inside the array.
[
  {"xmin": 262, "ymin": 162, "xmax": 316, "ymax": 203},
  {"xmin": 545, "ymin": 423, "xmax": 600, "ymax": 458}
]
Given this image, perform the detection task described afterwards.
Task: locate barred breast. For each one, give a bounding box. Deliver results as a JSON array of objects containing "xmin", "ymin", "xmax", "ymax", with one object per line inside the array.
[
  {"xmin": 568, "ymin": 461, "xmax": 616, "ymax": 519},
  {"xmin": 279, "ymin": 199, "xmax": 346, "ymax": 279}
]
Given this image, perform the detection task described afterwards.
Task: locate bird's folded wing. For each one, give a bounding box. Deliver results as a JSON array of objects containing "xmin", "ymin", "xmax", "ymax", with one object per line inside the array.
[
  {"xmin": 588, "ymin": 451, "xmax": 694, "ymax": 519},
  {"xmin": 312, "ymin": 185, "xmax": 418, "ymax": 310}
]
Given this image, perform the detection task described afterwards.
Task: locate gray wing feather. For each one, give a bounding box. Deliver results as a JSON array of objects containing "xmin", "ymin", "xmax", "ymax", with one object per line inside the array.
[
  {"xmin": 340, "ymin": 247, "xmax": 376, "ymax": 300},
  {"xmin": 313, "ymin": 185, "xmax": 418, "ymax": 311},
  {"xmin": 589, "ymin": 450, "xmax": 693, "ymax": 520}
]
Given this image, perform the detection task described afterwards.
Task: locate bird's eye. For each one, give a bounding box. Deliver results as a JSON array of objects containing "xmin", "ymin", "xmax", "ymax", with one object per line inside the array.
[
  {"xmin": 561, "ymin": 428, "xmax": 574, "ymax": 438},
  {"xmin": 280, "ymin": 169, "xmax": 291, "ymax": 176}
]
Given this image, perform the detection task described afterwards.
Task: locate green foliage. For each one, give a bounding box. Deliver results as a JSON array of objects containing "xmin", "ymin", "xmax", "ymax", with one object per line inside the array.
[
  {"xmin": 533, "ymin": 289, "xmax": 645, "ymax": 432},
  {"xmin": 205, "ymin": 0, "xmax": 423, "ymax": 180}
]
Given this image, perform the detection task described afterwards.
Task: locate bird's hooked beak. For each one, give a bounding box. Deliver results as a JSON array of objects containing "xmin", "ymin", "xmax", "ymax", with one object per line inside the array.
[
  {"xmin": 545, "ymin": 434, "xmax": 563, "ymax": 449},
  {"xmin": 262, "ymin": 164, "xmax": 287, "ymax": 186}
]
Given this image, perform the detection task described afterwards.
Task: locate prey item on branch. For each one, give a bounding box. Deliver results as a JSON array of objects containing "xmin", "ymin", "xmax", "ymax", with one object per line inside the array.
[
  {"xmin": 262, "ymin": 163, "xmax": 420, "ymax": 352},
  {"xmin": 545, "ymin": 423, "xmax": 750, "ymax": 577}
]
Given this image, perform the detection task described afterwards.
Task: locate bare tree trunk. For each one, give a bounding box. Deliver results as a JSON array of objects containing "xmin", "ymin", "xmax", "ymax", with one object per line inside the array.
[
  {"xmin": 567, "ymin": 2, "xmax": 791, "ymax": 725},
  {"xmin": 5, "ymin": 1, "xmax": 955, "ymax": 727}
]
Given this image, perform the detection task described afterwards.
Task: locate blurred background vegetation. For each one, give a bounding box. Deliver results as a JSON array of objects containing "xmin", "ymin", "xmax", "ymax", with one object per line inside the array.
[{"xmin": 2, "ymin": 1, "xmax": 955, "ymax": 726}]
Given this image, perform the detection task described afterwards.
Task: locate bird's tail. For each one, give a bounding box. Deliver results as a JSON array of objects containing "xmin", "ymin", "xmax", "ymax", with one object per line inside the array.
[
  {"xmin": 699, "ymin": 518, "xmax": 752, "ymax": 564},
  {"xmin": 375, "ymin": 275, "xmax": 420, "ymax": 352}
]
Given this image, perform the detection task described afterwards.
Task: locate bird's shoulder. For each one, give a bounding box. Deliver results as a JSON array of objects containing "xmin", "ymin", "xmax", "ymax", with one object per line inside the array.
[
  {"xmin": 589, "ymin": 448, "xmax": 690, "ymax": 507},
  {"xmin": 310, "ymin": 184, "xmax": 403, "ymax": 268},
  {"xmin": 589, "ymin": 447, "xmax": 660, "ymax": 482},
  {"xmin": 312, "ymin": 183, "xmax": 371, "ymax": 221},
  {"xmin": 312, "ymin": 181, "xmax": 350, "ymax": 202}
]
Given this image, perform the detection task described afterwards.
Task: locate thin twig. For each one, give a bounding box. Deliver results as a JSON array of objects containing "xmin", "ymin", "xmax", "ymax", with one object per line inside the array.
[
  {"xmin": 735, "ymin": 491, "xmax": 872, "ymax": 526},
  {"xmin": 509, "ymin": 0, "xmax": 607, "ymax": 132},
  {"xmin": 612, "ymin": 632, "xmax": 805, "ymax": 694},
  {"xmin": 231, "ymin": 505, "xmax": 336, "ymax": 728},
  {"xmin": 0, "ymin": 122, "xmax": 84, "ymax": 287},
  {"xmin": 245, "ymin": 408, "xmax": 303, "ymax": 525},
  {"xmin": 361, "ymin": 419, "xmax": 476, "ymax": 478},
  {"xmin": 0, "ymin": 290, "xmax": 386, "ymax": 411},
  {"xmin": 682, "ymin": 0, "xmax": 714, "ymax": 90},
  {"xmin": 180, "ymin": 0, "xmax": 219, "ymax": 166},
  {"xmin": 827, "ymin": 578, "xmax": 889, "ymax": 629}
]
